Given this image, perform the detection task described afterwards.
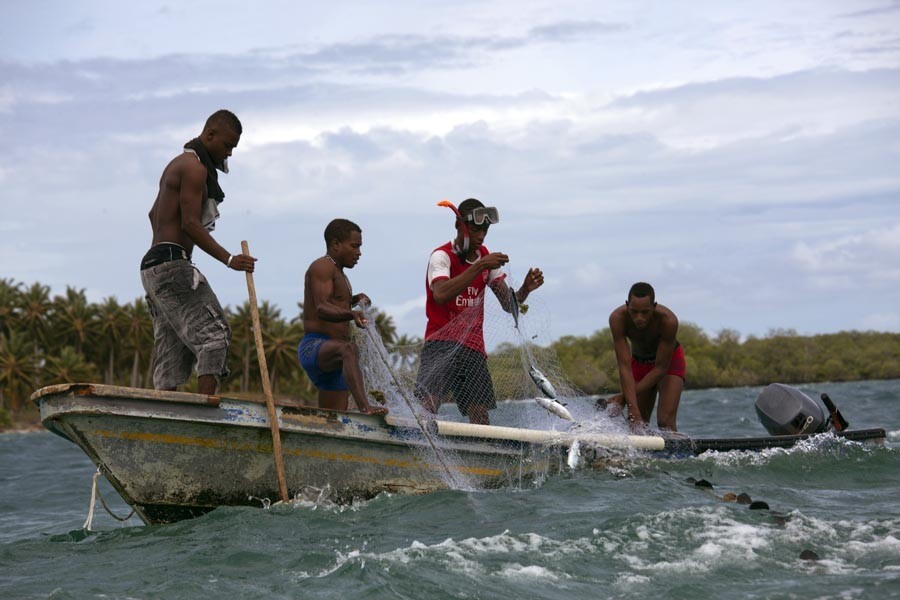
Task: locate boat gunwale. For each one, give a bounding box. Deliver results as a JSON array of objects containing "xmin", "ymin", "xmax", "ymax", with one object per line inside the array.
[{"xmin": 32, "ymin": 383, "xmax": 538, "ymax": 456}]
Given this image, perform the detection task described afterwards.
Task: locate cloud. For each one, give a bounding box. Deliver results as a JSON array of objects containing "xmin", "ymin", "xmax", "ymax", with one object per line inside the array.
[
  {"xmin": 839, "ymin": 1, "xmax": 900, "ymax": 19},
  {"xmin": 1, "ymin": 18, "xmax": 629, "ymax": 104},
  {"xmin": 607, "ymin": 67, "xmax": 900, "ymax": 148},
  {"xmin": 380, "ymin": 295, "xmax": 427, "ymax": 322},
  {"xmin": 2, "ymin": 6, "xmax": 898, "ymax": 341},
  {"xmin": 791, "ymin": 222, "xmax": 900, "ymax": 289},
  {"xmin": 529, "ymin": 20, "xmax": 628, "ymax": 42}
]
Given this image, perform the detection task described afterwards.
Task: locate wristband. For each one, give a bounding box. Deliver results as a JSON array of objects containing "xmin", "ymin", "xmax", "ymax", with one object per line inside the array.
[{"xmin": 226, "ymin": 255, "xmax": 234, "ymax": 268}]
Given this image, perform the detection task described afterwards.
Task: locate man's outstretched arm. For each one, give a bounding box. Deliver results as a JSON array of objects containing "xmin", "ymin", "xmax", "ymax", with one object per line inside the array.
[
  {"xmin": 178, "ymin": 162, "xmax": 255, "ymax": 272},
  {"xmin": 610, "ymin": 311, "xmax": 643, "ymax": 428}
]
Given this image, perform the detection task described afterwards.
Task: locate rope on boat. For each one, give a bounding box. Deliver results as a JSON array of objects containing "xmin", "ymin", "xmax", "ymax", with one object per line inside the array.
[
  {"xmin": 82, "ymin": 467, "xmax": 135, "ymax": 531},
  {"xmin": 82, "ymin": 469, "xmax": 100, "ymax": 531}
]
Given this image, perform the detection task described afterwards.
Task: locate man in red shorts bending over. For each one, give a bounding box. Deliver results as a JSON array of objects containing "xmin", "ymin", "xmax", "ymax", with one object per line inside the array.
[{"xmin": 606, "ymin": 282, "xmax": 685, "ymax": 433}]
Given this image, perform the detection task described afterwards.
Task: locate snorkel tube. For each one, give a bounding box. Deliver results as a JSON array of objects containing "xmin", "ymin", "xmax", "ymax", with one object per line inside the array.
[{"xmin": 437, "ymin": 199, "xmax": 470, "ymax": 260}]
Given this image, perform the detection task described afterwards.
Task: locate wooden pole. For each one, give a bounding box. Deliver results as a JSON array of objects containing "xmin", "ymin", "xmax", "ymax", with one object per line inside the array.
[{"xmin": 242, "ymin": 241, "xmax": 290, "ymax": 503}]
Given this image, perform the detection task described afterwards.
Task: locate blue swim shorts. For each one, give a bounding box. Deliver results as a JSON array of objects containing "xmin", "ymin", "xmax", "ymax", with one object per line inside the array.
[{"xmin": 298, "ymin": 333, "xmax": 348, "ymax": 391}]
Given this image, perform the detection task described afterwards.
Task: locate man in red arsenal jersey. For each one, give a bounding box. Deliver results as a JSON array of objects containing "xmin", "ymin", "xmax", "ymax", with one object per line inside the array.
[{"xmin": 415, "ymin": 198, "xmax": 544, "ymax": 425}]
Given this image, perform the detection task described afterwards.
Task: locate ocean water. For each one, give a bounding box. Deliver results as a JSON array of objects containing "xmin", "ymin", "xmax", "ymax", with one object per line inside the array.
[{"xmin": 2, "ymin": 380, "xmax": 899, "ymax": 599}]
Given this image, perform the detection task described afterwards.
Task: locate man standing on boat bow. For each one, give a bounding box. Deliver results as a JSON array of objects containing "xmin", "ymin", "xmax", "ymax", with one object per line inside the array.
[
  {"xmin": 141, "ymin": 110, "xmax": 256, "ymax": 396},
  {"xmin": 299, "ymin": 219, "xmax": 388, "ymax": 416}
]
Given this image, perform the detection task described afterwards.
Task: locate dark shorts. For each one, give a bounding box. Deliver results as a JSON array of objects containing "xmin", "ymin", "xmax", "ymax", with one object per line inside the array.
[
  {"xmin": 632, "ymin": 344, "xmax": 687, "ymax": 382},
  {"xmin": 298, "ymin": 333, "xmax": 348, "ymax": 392},
  {"xmin": 140, "ymin": 259, "xmax": 231, "ymax": 390},
  {"xmin": 415, "ymin": 340, "xmax": 496, "ymax": 416}
]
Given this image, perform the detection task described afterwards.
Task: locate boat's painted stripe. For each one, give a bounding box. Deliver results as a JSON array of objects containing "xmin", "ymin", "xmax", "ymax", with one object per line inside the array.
[{"xmin": 90, "ymin": 429, "xmax": 506, "ymax": 476}]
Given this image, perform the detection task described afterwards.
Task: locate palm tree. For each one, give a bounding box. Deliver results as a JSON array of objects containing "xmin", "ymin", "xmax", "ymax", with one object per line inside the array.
[
  {"xmin": 290, "ymin": 302, "xmax": 304, "ymax": 325},
  {"xmin": 17, "ymin": 281, "xmax": 52, "ymax": 355},
  {"xmin": 246, "ymin": 301, "xmax": 282, "ymax": 392},
  {"xmin": 43, "ymin": 346, "xmax": 99, "ymax": 385},
  {"xmin": 0, "ymin": 279, "xmax": 22, "ymax": 338},
  {"xmin": 123, "ymin": 298, "xmax": 153, "ymax": 387},
  {"xmin": 263, "ymin": 320, "xmax": 304, "ymax": 393},
  {"xmin": 257, "ymin": 301, "xmax": 281, "ymax": 331},
  {"xmin": 227, "ymin": 300, "xmax": 282, "ymax": 393},
  {"xmin": 0, "ymin": 331, "xmax": 38, "ymax": 412},
  {"xmin": 388, "ymin": 334, "xmax": 422, "ymax": 372},
  {"xmin": 97, "ymin": 297, "xmax": 127, "ymax": 384},
  {"xmin": 228, "ymin": 302, "xmax": 255, "ymax": 392},
  {"xmin": 51, "ymin": 287, "xmax": 99, "ymax": 356},
  {"xmin": 369, "ymin": 306, "xmax": 397, "ymax": 346}
]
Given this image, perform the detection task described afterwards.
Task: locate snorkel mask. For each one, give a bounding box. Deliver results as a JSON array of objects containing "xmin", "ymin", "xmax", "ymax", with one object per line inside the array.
[
  {"xmin": 437, "ymin": 200, "xmax": 500, "ymax": 258},
  {"xmin": 463, "ymin": 206, "xmax": 500, "ymax": 226}
]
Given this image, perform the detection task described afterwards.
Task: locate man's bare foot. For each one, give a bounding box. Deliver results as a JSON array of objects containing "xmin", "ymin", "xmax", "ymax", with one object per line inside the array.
[
  {"xmin": 360, "ymin": 405, "xmax": 388, "ymax": 416},
  {"xmin": 629, "ymin": 420, "xmax": 652, "ymax": 435}
]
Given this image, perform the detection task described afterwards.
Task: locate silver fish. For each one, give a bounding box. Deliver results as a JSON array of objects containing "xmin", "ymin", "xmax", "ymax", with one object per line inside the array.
[
  {"xmin": 567, "ymin": 439, "xmax": 581, "ymax": 469},
  {"xmin": 509, "ymin": 287, "xmax": 520, "ymax": 329},
  {"xmin": 529, "ymin": 365, "xmax": 558, "ymax": 399},
  {"xmin": 534, "ymin": 396, "xmax": 573, "ymax": 421}
]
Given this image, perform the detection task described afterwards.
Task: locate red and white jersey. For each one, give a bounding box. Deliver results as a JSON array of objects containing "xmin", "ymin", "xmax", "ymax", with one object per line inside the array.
[{"xmin": 424, "ymin": 241, "xmax": 505, "ymax": 354}]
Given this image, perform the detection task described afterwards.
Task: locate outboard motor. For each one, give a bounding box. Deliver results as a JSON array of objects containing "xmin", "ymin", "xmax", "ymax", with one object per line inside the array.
[{"xmin": 755, "ymin": 383, "xmax": 827, "ymax": 436}]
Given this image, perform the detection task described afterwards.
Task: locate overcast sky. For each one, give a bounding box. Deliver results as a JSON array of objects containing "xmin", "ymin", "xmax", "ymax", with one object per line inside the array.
[{"xmin": 2, "ymin": 0, "xmax": 899, "ymax": 344}]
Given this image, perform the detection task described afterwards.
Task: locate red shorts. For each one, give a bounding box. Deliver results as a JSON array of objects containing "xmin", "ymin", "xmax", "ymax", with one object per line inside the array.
[{"xmin": 632, "ymin": 344, "xmax": 686, "ymax": 382}]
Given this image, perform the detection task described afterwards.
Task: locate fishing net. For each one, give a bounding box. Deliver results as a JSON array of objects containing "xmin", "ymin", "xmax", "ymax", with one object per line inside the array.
[{"xmin": 352, "ymin": 272, "xmax": 635, "ymax": 492}]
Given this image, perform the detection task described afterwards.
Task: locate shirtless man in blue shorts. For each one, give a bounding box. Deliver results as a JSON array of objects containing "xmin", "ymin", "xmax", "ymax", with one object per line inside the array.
[{"xmin": 299, "ymin": 219, "xmax": 388, "ymax": 415}]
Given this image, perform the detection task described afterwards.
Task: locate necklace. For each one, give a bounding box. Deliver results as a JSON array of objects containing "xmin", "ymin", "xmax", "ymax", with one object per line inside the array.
[{"xmin": 325, "ymin": 254, "xmax": 352, "ymax": 296}]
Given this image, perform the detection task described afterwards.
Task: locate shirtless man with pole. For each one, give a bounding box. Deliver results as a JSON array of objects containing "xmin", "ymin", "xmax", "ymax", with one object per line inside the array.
[
  {"xmin": 140, "ymin": 109, "xmax": 256, "ymax": 396},
  {"xmin": 299, "ymin": 219, "xmax": 388, "ymax": 415},
  {"xmin": 606, "ymin": 282, "xmax": 685, "ymax": 432}
]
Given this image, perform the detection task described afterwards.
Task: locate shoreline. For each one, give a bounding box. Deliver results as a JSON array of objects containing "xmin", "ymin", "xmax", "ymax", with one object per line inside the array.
[{"xmin": 0, "ymin": 408, "xmax": 43, "ymax": 434}]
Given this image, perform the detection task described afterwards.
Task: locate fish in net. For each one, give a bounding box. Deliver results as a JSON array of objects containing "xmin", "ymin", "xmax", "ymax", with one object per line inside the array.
[{"xmin": 353, "ymin": 274, "xmax": 650, "ymax": 491}]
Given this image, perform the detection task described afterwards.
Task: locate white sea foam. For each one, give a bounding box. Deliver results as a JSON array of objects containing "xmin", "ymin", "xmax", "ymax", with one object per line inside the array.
[
  {"xmin": 498, "ymin": 563, "xmax": 563, "ymax": 581},
  {"xmin": 688, "ymin": 433, "xmax": 870, "ymax": 468},
  {"xmin": 291, "ymin": 529, "xmax": 596, "ymax": 582},
  {"xmin": 844, "ymin": 534, "xmax": 900, "ymax": 556},
  {"xmin": 595, "ymin": 506, "xmax": 776, "ymax": 575},
  {"xmin": 290, "ymin": 508, "xmax": 900, "ymax": 584},
  {"xmin": 613, "ymin": 573, "xmax": 651, "ymax": 587}
]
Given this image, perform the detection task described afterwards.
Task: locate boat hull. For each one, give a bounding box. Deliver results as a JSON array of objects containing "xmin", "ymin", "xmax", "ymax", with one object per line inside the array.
[{"xmin": 35, "ymin": 384, "xmax": 555, "ymax": 524}]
